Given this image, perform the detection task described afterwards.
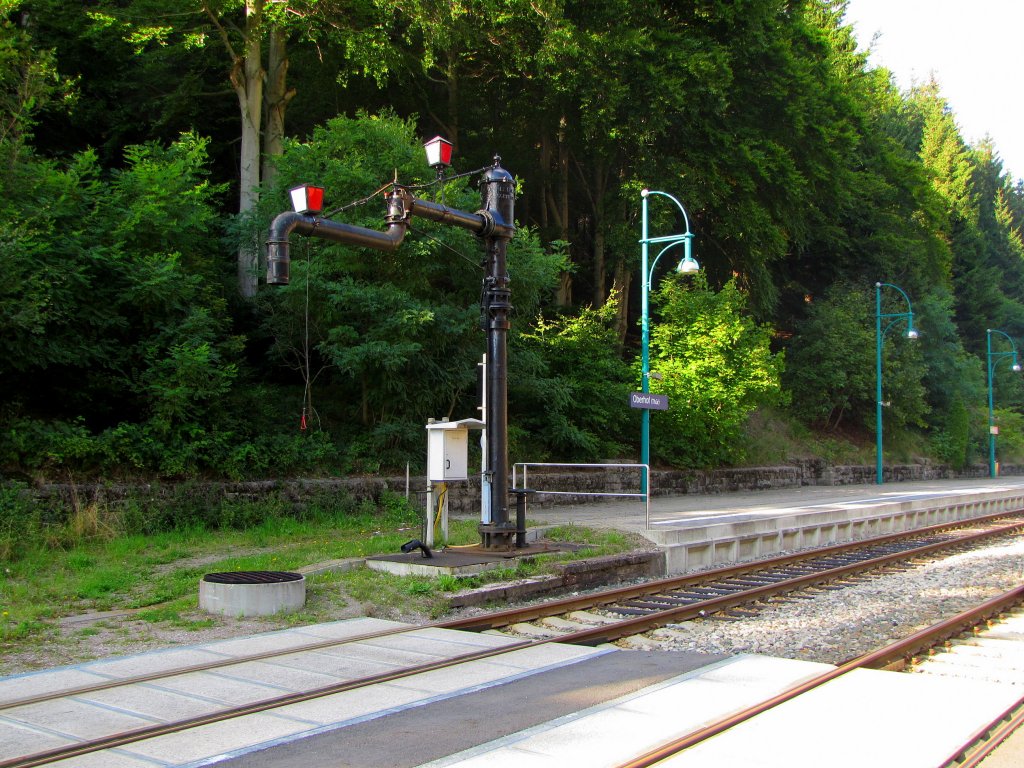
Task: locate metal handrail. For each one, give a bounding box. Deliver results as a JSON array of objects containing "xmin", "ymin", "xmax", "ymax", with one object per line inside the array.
[{"xmin": 512, "ymin": 462, "xmax": 651, "ymax": 527}]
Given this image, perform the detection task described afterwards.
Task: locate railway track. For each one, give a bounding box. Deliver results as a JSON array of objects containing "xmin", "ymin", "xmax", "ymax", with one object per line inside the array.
[
  {"xmin": 444, "ymin": 512, "xmax": 1024, "ymax": 643},
  {"xmin": 1, "ymin": 511, "xmax": 1022, "ymax": 768},
  {"xmin": 610, "ymin": 585, "xmax": 1024, "ymax": 768},
  {"xmin": 912, "ymin": 601, "xmax": 1024, "ymax": 767}
]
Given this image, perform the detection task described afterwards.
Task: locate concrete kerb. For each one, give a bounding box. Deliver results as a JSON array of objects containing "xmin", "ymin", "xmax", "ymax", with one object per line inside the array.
[{"xmin": 643, "ymin": 488, "xmax": 1024, "ymax": 573}]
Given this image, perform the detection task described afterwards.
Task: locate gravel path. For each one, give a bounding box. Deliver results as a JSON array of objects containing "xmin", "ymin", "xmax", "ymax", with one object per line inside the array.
[{"xmin": 621, "ymin": 535, "xmax": 1024, "ymax": 664}]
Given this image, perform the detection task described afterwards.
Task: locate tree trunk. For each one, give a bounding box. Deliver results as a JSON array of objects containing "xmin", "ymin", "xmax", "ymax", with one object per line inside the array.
[
  {"xmin": 446, "ymin": 54, "xmax": 459, "ymax": 150},
  {"xmin": 593, "ymin": 226, "xmax": 606, "ymax": 305},
  {"xmin": 232, "ymin": 0, "xmax": 264, "ymax": 298},
  {"xmin": 539, "ymin": 133, "xmax": 551, "ymax": 231},
  {"xmin": 554, "ymin": 115, "xmax": 572, "ymax": 306},
  {"xmin": 263, "ymin": 25, "xmax": 295, "ymax": 187},
  {"xmin": 612, "ymin": 257, "xmax": 632, "ymax": 347},
  {"xmin": 590, "ymin": 160, "xmax": 608, "ymax": 305}
]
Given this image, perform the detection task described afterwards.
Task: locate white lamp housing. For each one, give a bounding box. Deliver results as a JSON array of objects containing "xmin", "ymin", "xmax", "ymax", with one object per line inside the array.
[{"xmin": 677, "ymin": 256, "xmax": 700, "ymax": 274}]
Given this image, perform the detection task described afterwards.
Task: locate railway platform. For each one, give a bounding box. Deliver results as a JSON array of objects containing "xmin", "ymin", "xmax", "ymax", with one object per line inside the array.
[
  {"xmin": 524, "ymin": 475, "xmax": 1024, "ymax": 571},
  {"xmin": 418, "ymin": 655, "xmax": 1021, "ymax": 768}
]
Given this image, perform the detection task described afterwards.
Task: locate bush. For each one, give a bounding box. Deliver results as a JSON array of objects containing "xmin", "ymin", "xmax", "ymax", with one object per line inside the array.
[
  {"xmin": 0, "ymin": 484, "xmax": 39, "ymax": 560},
  {"xmin": 512, "ymin": 293, "xmax": 634, "ymax": 460},
  {"xmin": 646, "ymin": 275, "xmax": 785, "ymax": 467}
]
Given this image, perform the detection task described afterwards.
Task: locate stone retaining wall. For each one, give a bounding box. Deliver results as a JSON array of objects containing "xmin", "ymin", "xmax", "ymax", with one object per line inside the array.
[{"xmin": 10, "ymin": 462, "xmax": 1021, "ymax": 517}]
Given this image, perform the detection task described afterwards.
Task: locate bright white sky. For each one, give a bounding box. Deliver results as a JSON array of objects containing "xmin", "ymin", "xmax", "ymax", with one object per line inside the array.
[{"xmin": 842, "ymin": 0, "xmax": 1024, "ymax": 183}]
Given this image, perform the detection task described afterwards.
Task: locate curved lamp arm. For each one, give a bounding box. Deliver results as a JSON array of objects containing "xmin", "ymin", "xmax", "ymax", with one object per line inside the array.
[
  {"xmin": 641, "ymin": 189, "xmax": 697, "ymax": 286},
  {"xmin": 643, "ymin": 189, "xmax": 693, "ymax": 234},
  {"xmin": 988, "ymin": 328, "xmax": 1022, "ymax": 372},
  {"xmin": 647, "ymin": 240, "xmax": 695, "ymax": 289},
  {"xmin": 876, "ymin": 282, "xmax": 918, "ymax": 339}
]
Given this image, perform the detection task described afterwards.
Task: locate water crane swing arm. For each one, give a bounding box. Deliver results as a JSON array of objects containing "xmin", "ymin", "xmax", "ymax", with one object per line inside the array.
[{"xmin": 266, "ymin": 179, "xmax": 514, "ymax": 286}]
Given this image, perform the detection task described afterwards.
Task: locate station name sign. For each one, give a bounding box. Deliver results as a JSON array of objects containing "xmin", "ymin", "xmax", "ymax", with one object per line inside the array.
[{"xmin": 629, "ymin": 392, "xmax": 668, "ymax": 410}]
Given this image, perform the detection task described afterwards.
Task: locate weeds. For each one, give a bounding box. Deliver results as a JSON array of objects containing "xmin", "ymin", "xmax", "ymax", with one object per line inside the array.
[
  {"xmin": 0, "ymin": 489, "xmax": 635, "ymax": 667},
  {"xmin": 0, "ymin": 491, "xmax": 425, "ymax": 650}
]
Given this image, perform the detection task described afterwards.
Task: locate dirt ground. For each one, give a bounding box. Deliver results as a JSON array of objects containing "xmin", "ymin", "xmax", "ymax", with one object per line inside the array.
[{"xmin": 1, "ymin": 577, "xmax": 419, "ymax": 677}]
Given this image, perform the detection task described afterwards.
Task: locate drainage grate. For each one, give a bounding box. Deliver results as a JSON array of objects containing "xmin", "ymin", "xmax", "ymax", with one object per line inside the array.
[{"xmin": 202, "ymin": 571, "xmax": 303, "ymax": 585}]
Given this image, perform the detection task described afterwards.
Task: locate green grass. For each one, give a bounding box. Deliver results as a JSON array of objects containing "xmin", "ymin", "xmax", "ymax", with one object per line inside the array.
[
  {"xmin": 0, "ymin": 496, "xmax": 429, "ymax": 648},
  {"xmin": 0, "ymin": 496, "xmax": 637, "ymax": 659}
]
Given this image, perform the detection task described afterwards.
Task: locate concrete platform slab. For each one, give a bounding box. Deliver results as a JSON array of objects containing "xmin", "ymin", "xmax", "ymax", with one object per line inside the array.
[
  {"xmin": 74, "ymin": 647, "xmax": 233, "ymax": 679},
  {"xmin": 198, "ymin": 629, "xmax": 346, "ymax": 658},
  {"xmin": 658, "ymin": 667, "xmax": 1022, "ymax": 768},
  {"xmin": 210, "ymin": 651, "xmax": 727, "ymax": 768},
  {"xmin": 266, "ymin": 681, "xmax": 438, "ymax": 726},
  {"xmin": 4, "ymin": 696, "xmax": 161, "ymax": 740},
  {"xmin": 267, "ymin": 649, "xmax": 404, "ymax": 679},
  {"xmin": 76, "ymin": 684, "xmax": 228, "ymax": 722},
  {"xmin": 353, "ymin": 630, "xmax": 519, "ymax": 658},
  {"xmin": 213, "ymin": 659, "xmax": 349, "ymax": 692},
  {"xmin": 523, "ymin": 477, "xmax": 1024, "ymax": 572},
  {"xmin": 366, "ymin": 541, "xmax": 571, "ymax": 578},
  {"xmin": 286, "ymin": 617, "xmax": 406, "ymax": 641},
  {"xmin": 472, "ymin": 642, "xmax": 607, "ymax": 670},
  {"xmin": 123, "ymin": 711, "xmax": 315, "ymax": 765},
  {"xmin": 418, "ymin": 654, "xmax": 831, "ymax": 768},
  {"xmin": 47, "ymin": 749, "xmax": 157, "ymax": 767},
  {"xmin": 385, "ymin": 650, "xmax": 597, "ymax": 696},
  {"xmin": 0, "ymin": 667, "xmax": 113, "ymax": 707},
  {"xmin": 150, "ymin": 670, "xmax": 295, "ymax": 705},
  {"xmin": 309, "ymin": 641, "xmax": 447, "ymax": 670},
  {"xmin": 986, "ymin": 629, "xmax": 1024, "ymax": 641},
  {"xmin": 409, "ymin": 626, "xmax": 526, "ymax": 646},
  {"xmin": 0, "ymin": 719, "xmax": 76, "ymax": 762}
]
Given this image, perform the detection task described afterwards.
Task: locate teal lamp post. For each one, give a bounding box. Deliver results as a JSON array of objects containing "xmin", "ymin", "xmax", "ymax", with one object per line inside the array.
[
  {"xmin": 875, "ymin": 282, "xmax": 918, "ymax": 485},
  {"xmin": 986, "ymin": 328, "xmax": 1021, "ymax": 478},
  {"xmin": 639, "ymin": 189, "xmax": 699, "ymax": 492}
]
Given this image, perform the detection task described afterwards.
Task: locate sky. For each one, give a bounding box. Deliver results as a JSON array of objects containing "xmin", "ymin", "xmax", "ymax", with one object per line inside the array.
[{"xmin": 842, "ymin": 0, "xmax": 1024, "ymax": 182}]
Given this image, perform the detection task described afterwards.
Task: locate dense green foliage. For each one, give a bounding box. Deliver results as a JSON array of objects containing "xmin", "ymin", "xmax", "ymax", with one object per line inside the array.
[
  {"xmin": 647, "ymin": 276, "xmax": 785, "ymax": 467},
  {"xmin": 3, "ymin": 0, "xmax": 1024, "ymax": 481},
  {"xmin": 513, "ymin": 294, "xmax": 634, "ymax": 460}
]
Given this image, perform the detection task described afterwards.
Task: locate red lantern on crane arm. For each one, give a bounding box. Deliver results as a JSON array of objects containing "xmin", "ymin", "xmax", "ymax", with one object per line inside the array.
[
  {"xmin": 423, "ymin": 136, "xmax": 453, "ymax": 170},
  {"xmin": 288, "ymin": 184, "xmax": 325, "ymax": 216}
]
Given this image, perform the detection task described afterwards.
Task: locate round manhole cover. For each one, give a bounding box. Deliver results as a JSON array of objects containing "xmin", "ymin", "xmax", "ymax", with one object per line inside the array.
[{"xmin": 202, "ymin": 571, "xmax": 302, "ymax": 585}]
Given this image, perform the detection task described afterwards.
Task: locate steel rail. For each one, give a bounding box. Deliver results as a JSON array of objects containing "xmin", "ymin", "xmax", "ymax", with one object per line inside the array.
[
  {"xmin": 613, "ymin": 584, "xmax": 1024, "ymax": 768},
  {"xmin": 951, "ymin": 699, "xmax": 1024, "ymax": 768}
]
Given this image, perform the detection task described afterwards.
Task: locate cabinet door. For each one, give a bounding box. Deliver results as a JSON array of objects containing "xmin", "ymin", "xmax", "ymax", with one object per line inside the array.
[{"xmin": 443, "ymin": 429, "xmax": 469, "ymax": 480}]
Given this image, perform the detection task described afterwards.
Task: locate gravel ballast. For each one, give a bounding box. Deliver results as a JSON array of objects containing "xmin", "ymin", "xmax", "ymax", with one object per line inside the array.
[{"xmin": 622, "ymin": 536, "xmax": 1024, "ymax": 664}]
